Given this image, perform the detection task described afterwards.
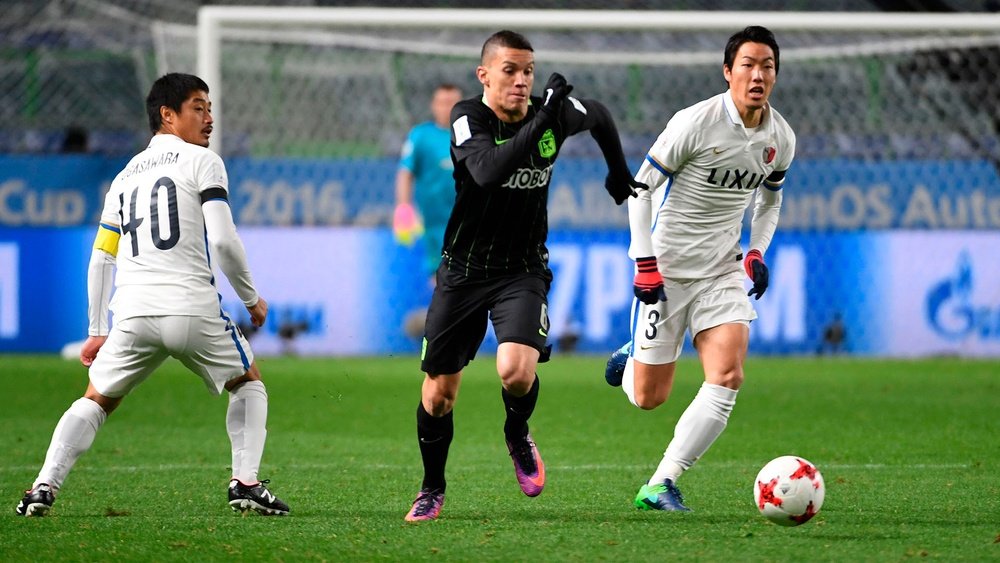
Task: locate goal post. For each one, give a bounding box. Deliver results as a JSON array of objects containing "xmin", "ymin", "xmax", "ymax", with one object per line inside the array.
[{"xmin": 178, "ymin": 7, "xmax": 1000, "ymax": 356}]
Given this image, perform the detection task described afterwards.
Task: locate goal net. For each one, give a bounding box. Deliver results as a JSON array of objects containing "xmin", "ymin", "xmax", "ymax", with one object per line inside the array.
[
  {"xmin": 170, "ymin": 8, "xmax": 1000, "ymax": 357},
  {"xmin": 176, "ymin": 7, "xmax": 1000, "ymax": 164}
]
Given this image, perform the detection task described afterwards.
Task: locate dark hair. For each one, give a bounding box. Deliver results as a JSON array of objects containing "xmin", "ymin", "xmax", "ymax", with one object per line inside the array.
[
  {"xmin": 480, "ymin": 30, "xmax": 533, "ymax": 64},
  {"xmin": 145, "ymin": 73, "xmax": 209, "ymax": 133},
  {"xmin": 724, "ymin": 26, "xmax": 780, "ymax": 75},
  {"xmin": 435, "ymin": 82, "xmax": 462, "ymax": 94}
]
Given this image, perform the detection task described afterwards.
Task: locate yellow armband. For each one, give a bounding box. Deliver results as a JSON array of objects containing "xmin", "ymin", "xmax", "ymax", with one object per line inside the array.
[{"xmin": 94, "ymin": 223, "xmax": 121, "ymax": 256}]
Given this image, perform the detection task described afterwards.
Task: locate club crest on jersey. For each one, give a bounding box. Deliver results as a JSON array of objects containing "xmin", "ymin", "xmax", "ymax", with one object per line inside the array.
[
  {"xmin": 538, "ymin": 129, "xmax": 557, "ymax": 158},
  {"xmin": 762, "ymin": 146, "xmax": 776, "ymax": 164}
]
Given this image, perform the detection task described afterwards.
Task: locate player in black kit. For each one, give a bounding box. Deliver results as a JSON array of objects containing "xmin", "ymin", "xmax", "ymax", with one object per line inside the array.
[{"xmin": 405, "ymin": 30, "xmax": 646, "ymax": 522}]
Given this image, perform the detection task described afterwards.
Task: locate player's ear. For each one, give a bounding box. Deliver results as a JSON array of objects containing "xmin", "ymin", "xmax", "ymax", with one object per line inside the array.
[
  {"xmin": 476, "ymin": 66, "xmax": 488, "ymax": 87},
  {"xmin": 160, "ymin": 105, "xmax": 173, "ymax": 125}
]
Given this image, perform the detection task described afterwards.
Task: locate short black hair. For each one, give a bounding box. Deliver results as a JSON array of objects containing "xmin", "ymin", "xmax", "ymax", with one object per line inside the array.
[
  {"xmin": 480, "ymin": 30, "xmax": 533, "ymax": 64},
  {"xmin": 724, "ymin": 26, "xmax": 780, "ymax": 75},
  {"xmin": 145, "ymin": 73, "xmax": 209, "ymax": 133},
  {"xmin": 435, "ymin": 82, "xmax": 461, "ymax": 94}
]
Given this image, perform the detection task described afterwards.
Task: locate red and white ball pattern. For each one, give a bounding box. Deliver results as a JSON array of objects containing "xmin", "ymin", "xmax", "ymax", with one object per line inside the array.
[{"xmin": 754, "ymin": 455, "xmax": 825, "ymax": 526}]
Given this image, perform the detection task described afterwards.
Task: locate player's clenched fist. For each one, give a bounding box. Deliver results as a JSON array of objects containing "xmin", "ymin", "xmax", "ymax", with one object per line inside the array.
[
  {"xmin": 605, "ymin": 172, "xmax": 647, "ymax": 205},
  {"xmin": 634, "ymin": 256, "xmax": 666, "ymax": 305},
  {"xmin": 79, "ymin": 335, "xmax": 107, "ymax": 367},
  {"xmin": 744, "ymin": 249, "xmax": 769, "ymax": 300},
  {"xmin": 247, "ymin": 296, "xmax": 269, "ymax": 328},
  {"xmin": 539, "ymin": 73, "xmax": 573, "ymax": 117}
]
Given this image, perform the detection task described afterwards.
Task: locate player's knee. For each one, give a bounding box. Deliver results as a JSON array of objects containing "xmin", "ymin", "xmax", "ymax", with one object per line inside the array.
[
  {"xmin": 495, "ymin": 344, "xmax": 538, "ymax": 391},
  {"xmin": 498, "ymin": 367, "xmax": 533, "ymax": 395},
  {"xmin": 710, "ymin": 368, "xmax": 744, "ymax": 390},
  {"xmin": 633, "ymin": 388, "xmax": 667, "ymax": 410},
  {"xmin": 423, "ymin": 394, "xmax": 454, "ymax": 417},
  {"xmin": 225, "ymin": 366, "xmax": 263, "ymax": 393},
  {"xmin": 245, "ymin": 362, "xmax": 263, "ymax": 381},
  {"xmin": 83, "ymin": 387, "xmax": 121, "ymax": 415},
  {"xmin": 422, "ymin": 380, "xmax": 457, "ymax": 416}
]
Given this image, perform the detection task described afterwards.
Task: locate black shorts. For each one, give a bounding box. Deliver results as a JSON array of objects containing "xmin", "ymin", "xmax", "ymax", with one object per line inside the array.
[{"xmin": 420, "ymin": 265, "xmax": 551, "ymax": 375}]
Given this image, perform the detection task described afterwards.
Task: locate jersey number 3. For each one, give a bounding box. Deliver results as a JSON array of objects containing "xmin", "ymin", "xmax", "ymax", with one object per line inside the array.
[{"xmin": 120, "ymin": 176, "xmax": 181, "ymax": 257}]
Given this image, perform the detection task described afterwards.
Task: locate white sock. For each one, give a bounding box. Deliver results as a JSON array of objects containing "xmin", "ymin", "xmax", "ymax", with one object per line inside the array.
[
  {"xmin": 35, "ymin": 398, "xmax": 107, "ymax": 492},
  {"xmin": 227, "ymin": 380, "xmax": 268, "ymax": 485},
  {"xmin": 621, "ymin": 357, "xmax": 640, "ymax": 408},
  {"xmin": 649, "ymin": 382, "xmax": 738, "ymax": 486}
]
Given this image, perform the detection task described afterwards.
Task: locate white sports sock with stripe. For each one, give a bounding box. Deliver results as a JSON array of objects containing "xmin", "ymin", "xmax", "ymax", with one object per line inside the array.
[{"xmin": 227, "ymin": 380, "xmax": 268, "ymax": 485}]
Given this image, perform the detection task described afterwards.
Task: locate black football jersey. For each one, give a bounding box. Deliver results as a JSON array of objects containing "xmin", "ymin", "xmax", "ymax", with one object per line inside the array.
[{"xmin": 443, "ymin": 95, "xmax": 616, "ymax": 278}]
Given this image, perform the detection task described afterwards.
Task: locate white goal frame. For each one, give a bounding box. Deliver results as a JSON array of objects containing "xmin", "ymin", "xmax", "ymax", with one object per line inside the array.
[{"xmin": 197, "ymin": 7, "xmax": 1000, "ymax": 154}]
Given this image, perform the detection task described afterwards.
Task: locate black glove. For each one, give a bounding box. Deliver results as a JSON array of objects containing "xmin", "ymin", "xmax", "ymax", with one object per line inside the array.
[
  {"xmin": 744, "ymin": 249, "xmax": 769, "ymax": 300},
  {"xmin": 538, "ymin": 73, "xmax": 573, "ymax": 119},
  {"xmin": 634, "ymin": 256, "xmax": 666, "ymax": 305},
  {"xmin": 605, "ymin": 172, "xmax": 647, "ymax": 205}
]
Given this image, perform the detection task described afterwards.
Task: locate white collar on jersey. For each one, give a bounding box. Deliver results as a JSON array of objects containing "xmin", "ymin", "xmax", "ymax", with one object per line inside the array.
[
  {"xmin": 722, "ymin": 89, "xmax": 770, "ymax": 130},
  {"xmin": 148, "ymin": 133, "xmax": 184, "ymax": 148}
]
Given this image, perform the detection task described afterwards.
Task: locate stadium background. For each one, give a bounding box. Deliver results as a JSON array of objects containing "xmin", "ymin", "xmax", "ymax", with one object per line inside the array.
[{"xmin": 1, "ymin": 0, "xmax": 999, "ymax": 357}]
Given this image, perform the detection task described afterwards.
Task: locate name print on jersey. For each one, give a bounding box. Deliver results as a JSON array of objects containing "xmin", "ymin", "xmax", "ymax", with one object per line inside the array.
[
  {"xmin": 119, "ymin": 151, "xmax": 179, "ymax": 180},
  {"xmin": 502, "ymin": 164, "xmax": 554, "ymax": 190},
  {"xmin": 706, "ymin": 167, "xmax": 767, "ymax": 191}
]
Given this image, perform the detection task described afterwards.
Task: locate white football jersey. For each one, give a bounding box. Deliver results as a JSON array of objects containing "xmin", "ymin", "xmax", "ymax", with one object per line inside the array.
[
  {"xmin": 633, "ymin": 91, "xmax": 795, "ymax": 279},
  {"xmin": 100, "ymin": 134, "xmax": 229, "ymax": 320}
]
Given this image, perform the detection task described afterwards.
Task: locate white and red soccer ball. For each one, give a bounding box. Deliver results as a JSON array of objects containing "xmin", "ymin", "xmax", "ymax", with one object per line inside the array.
[{"xmin": 754, "ymin": 455, "xmax": 825, "ymax": 526}]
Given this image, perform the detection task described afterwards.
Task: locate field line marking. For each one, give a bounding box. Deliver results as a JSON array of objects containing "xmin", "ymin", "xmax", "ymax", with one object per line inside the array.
[{"xmin": 0, "ymin": 462, "xmax": 973, "ymax": 473}]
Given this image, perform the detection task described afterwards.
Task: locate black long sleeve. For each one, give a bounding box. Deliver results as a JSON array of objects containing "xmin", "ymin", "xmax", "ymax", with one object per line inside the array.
[
  {"xmin": 584, "ymin": 99, "xmax": 631, "ymax": 178},
  {"xmin": 454, "ymin": 107, "xmax": 557, "ymax": 189}
]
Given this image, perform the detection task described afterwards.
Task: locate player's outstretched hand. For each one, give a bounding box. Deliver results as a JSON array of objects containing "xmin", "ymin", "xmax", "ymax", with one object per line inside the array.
[
  {"xmin": 80, "ymin": 335, "xmax": 107, "ymax": 367},
  {"xmin": 744, "ymin": 249, "xmax": 769, "ymax": 300},
  {"xmin": 605, "ymin": 173, "xmax": 648, "ymax": 205},
  {"xmin": 247, "ymin": 296, "xmax": 269, "ymax": 328},
  {"xmin": 539, "ymin": 73, "xmax": 573, "ymax": 118},
  {"xmin": 634, "ymin": 256, "xmax": 666, "ymax": 305}
]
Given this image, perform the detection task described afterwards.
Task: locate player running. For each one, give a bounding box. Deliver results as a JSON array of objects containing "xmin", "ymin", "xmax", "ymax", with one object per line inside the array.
[
  {"xmin": 605, "ymin": 26, "xmax": 795, "ymax": 512},
  {"xmin": 15, "ymin": 73, "xmax": 288, "ymax": 517},
  {"xmin": 405, "ymin": 30, "xmax": 645, "ymax": 521}
]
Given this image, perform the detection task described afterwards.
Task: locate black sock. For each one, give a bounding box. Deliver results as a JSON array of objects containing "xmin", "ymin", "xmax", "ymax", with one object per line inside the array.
[
  {"xmin": 416, "ymin": 402, "xmax": 453, "ymax": 492},
  {"xmin": 502, "ymin": 374, "xmax": 540, "ymax": 442}
]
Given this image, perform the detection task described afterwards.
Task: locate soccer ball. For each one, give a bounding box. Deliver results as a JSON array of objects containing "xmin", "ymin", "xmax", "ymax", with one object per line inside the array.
[{"xmin": 753, "ymin": 455, "xmax": 825, "ymax": 526}]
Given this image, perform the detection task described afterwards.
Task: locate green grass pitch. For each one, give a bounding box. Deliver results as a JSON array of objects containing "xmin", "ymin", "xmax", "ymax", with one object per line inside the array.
[{"xmin": 1, "ymin": 354, "xmax": 998, "ymax": 561}]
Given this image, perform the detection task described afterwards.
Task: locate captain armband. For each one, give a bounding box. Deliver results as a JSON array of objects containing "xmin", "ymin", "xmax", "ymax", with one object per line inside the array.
[
  {"xmin": 763, "ymin": 169, "xmax": 786, "ymax": 190},
  {"xmin": 200, "ymin": 187, "xmax": 229, "ymax": 204},
  {"xmin": 93, "ymin": 223, "xmax": 121, "ymax": 256}
]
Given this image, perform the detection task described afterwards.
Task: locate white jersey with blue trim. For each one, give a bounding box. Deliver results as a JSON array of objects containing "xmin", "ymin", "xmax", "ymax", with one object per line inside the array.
[
  {"xmin": 100, "ymin": 134, "xmax": 229, "ymax": 320},
  {"xmin": 630, "ymin": 90, "xmax": 795, "ymax": 279}
]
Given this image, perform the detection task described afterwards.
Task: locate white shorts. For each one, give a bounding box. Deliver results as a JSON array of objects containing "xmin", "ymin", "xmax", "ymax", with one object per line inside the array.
[
  {"xmin": 88, "ymin": 314, "xmax": 254, "ymax": 398},
  {"xmin": 631, "ymin": 270, "xmax": 756, "ymax": 365}
]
